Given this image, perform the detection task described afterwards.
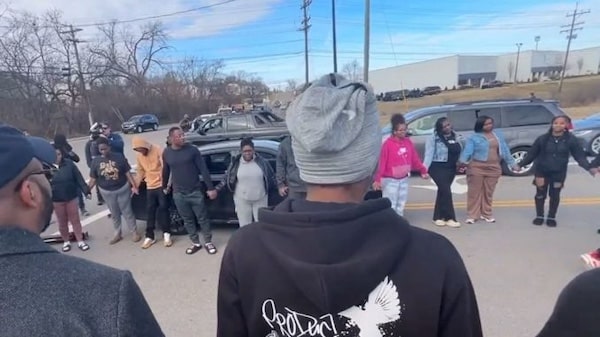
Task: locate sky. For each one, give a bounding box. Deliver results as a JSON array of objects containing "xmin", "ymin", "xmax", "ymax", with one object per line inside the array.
[{"xmin": 5, "ymin": 0, "xmax": 600, "ymax": 89}]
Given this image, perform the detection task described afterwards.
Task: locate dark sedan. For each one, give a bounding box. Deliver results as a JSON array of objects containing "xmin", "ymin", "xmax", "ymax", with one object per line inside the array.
[
  {"xmin": 131, "ymin": 139, "xmax": 381, "ymax": 230},
  {"xmin": 572, "ymin": 112, "xmax": 600, "ymax": 155}
]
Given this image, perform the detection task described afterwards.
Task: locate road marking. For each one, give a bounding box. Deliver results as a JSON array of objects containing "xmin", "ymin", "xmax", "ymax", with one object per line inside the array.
[{"xmin": 404, "ymin": 197, "xmax": 600, "ymax": 210}]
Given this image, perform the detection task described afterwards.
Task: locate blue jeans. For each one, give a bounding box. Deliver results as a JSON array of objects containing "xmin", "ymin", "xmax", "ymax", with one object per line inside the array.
[
  {"xmin": 382, "ymin": 177, "xmax": 409, "ymax": 216},
  {"xmin": 173, "ymin": 190, "xmax": 212, "ymax": 245}
]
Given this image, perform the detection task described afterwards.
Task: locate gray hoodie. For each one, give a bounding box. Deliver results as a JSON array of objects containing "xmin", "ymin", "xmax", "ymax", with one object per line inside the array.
[{"xmin": 276, "ymin": 136, "xmax": 305, "ymax": 191}]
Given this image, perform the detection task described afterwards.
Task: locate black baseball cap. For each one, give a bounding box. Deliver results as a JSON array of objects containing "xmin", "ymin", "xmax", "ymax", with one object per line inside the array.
[{"xmin": 0, "ymin": 124, "xmax": 56, "ymax": 189}]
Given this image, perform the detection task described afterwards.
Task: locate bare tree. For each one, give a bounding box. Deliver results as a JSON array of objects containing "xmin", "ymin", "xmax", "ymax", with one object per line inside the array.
[
  {"xmin": 285, "ymin": 79, "xmax": 298, "ymax": 92},
  {"xmin": 342, "ymin": 60, "xmax": 363, "ymax": 81}
]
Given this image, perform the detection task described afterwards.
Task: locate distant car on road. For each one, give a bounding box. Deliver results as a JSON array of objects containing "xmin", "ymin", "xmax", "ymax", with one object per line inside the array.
[
  {"xmin": 572, "ymin": 112, "xmax": 600, "ymax": 155},
  {"xmin": 422, "ymin": 86, "xmax": 442, "ymax": 95},
  {"xmin": 481, "ymin": 80, "xmax": 504, "ymax": 89},
  {"xmin": 381, "ymin": 99, "xmax": 568, "ymax": 176},
  {"xmin": 121, "ymin": 114, "xmax": 159, "ymax": 134}
]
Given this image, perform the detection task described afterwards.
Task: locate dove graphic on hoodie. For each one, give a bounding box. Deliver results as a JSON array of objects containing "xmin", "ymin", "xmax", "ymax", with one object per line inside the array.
[{"xmin": 339, "ymin": 277, "xmax": 402, "ymax": 337}]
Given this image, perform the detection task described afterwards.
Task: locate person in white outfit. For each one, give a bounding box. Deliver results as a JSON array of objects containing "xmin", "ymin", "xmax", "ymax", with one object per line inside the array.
[{"xmin": 216, "ymin": 138, "xmax": 276, "ymax": 227}]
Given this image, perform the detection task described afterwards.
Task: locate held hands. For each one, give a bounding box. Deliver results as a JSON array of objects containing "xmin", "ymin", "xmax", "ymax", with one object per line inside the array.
[
  {"xmin": 131, "ymin": 186, "xmax": 139, "ymax": 195},
  {"xmin": 206, "ymin": 190, "xmax": 218, "ymax": 200},
  {"xmin": 421, "ymin": 173, "xmax": 430, "ymax": 180},
  {"xmin": 163, "ymin": 186, "xmax": 171, "ymax": 195},
  {"xmin": 372, "ymin": 181, "xmax": 382, "ymax": 191},
  {"xmin": 590, "ymin": 167, "xmax": 599, "ymax": 177},
  {"xmin": 85, "ymin": 194, "xmax": 92, "ymax": 200},
  {"xmin": 511, "ymin": 164, "xmax": 522, "ymax": 173},
  {"xmin": 278, "ymin": 186, "xmax": 289, "ymax": 197}
]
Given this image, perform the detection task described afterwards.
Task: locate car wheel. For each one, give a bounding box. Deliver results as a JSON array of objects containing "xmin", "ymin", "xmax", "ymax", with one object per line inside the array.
[
  {"xmin": 152, "ymin": 123, "xmax": 158, "ymax": 131},
  {"xmin": 591, "ymin": 135, "xmax": 600, "ymax": 155},
  {"xmin": 504, "ymin": 146, "xmax": 532, "ymax": 176},
  {"xmin": 136, "ymin": 126, "xmax": 143, "ymax": 133}
]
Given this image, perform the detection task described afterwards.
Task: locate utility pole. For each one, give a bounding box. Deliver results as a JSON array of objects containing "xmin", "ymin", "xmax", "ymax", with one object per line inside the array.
[
  {"xmin": 332, "ymin": 0, "xmax": 338, "ymax": 73},
  {"xmin": 61, "ymin": 25, "xmax": 94, "ymax": 127},
  {"xmin": 363, "ymin": 0, "xmax": 370, "ymax": 82},
  {"xmin": 514, "ymin": 43, "xmax": 523, "ymax": 85},
  {"xmin": 558, "ymin": 2, "xmax": 590, "ymax": 92},
  {"xmin": 299, "ymin": 0, "xmax": 312, "ymax": 87}
]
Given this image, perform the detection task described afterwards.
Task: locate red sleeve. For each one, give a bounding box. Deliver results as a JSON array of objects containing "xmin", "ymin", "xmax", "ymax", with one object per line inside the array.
[
  {"xmin": 374, "ymin": 139, "xmax": 389, "ymax": 183},
  {"xmin": 408, "ymin": 139, "xmax": 428, "ymax": 175}
]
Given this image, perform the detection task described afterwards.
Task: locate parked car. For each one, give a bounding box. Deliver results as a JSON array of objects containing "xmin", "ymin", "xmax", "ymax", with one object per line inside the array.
[
  {"xmin": 481, "ymin": 80, "xmax": 504, "ymax": 89},
  {"xmin": 381, "ymin": 99, "xmax": 568, "ymax": 176},
  {"xmin": 121, "ymin": 114, "xmax": 159, "ymax": 134},
  {"xmin": 422, "ymin": 86, "xmax": 442, "ymax": 95},
  {"xmin": 185, "ymin": 111, "xmax": 289, "ymax": 146},
  {"xmin": 572, "ymin": 112, "xmax": 600, "ymax": 155},
  {"xmin": 130, "ymin": 140, "xmax": 381, "ymax": 228}
]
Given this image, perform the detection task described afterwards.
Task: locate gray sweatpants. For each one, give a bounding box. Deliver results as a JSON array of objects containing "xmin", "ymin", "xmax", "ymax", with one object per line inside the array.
[
  {"xmin": 99, "ymin": 183, "xmax": 137, "ymax": 235},
  {"xmin": 234, "ymin": 195, "xmax": 268, "ymax": 227}
]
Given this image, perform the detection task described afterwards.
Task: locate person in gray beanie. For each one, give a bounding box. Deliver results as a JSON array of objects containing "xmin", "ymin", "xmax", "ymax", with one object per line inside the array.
[{"xmin": 217, "ymin": 74, "xmax": 482, "ymax": 337}]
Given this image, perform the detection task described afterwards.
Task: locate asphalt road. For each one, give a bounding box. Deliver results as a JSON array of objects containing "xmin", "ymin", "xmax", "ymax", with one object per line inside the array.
[{"xmin": 45, "ymin": 128, "xmax": 600, "ymax": 337}]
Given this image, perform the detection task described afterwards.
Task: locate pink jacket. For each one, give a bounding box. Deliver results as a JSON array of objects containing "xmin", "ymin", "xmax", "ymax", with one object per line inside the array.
[{"xmin": 374, "ymin": 136, "xmax": 427, "ymax": 183}]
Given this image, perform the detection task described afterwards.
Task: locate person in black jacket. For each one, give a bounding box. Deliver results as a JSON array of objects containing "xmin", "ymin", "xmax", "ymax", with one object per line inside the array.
[
  {"xmin": 217, "ymin": 73, "xmax": 482, "ymax": 337},
  {"xmin": 276, "ymin": 135, "xmax": 306, "ymax": 199},
  {"xmin": 85, "ymin": 125, "xmax": 105, "ymax": 205},
  {"xmin": 216, "ymin": 138, "xmax": 276, "ymax": 227},
  {"xmin": 518, "ymin": 115, "xmax": 596, "ymax": 227},
  {"xmin": 53, "ymin": 133, "xmax": 89, "ymax": 216},
  {"xmin": 51, "ymin": 145, "xmax": 91, "ymax": 252}
]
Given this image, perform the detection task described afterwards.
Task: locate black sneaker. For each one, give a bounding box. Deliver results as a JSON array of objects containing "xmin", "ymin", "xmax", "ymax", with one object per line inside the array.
[
  {"xmin": 546, "ymin": 218, "xmax": 557, "ymax": 227},
  {"xmin": 532, "ymin": 217, "xmax": 544, "ymax": 226}
]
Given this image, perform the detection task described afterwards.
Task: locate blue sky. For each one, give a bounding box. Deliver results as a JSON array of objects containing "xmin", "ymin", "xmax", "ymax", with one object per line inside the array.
[{"xmin": 14, "ymin": 0, "xmax": 600, "ymax": 88}]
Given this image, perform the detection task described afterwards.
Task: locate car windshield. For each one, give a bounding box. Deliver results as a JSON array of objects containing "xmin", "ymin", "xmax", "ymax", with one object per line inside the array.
[{"xmin": 128, "ymin": 115, "xmax": 141, "ymax": 122}]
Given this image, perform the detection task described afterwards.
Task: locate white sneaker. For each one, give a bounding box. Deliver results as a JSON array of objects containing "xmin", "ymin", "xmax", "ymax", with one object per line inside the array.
[
  {"xmin": 163, "ymin": 233, "xmax": 173, "ymax": 247},
  {"xmin": 433, "ymin": 220, "xmax": 446, "ymax": 227},
  {"xmin": 465, "ymin": 218, "xmax": 476, "ymax": 224},
  {"xmin": 446, "ymin": 220, "xmax": 461, "ymax": 228},
  {"xmin": 141, "ymin": 238, "xmax": 156, "ymax": 249},
  {"xmin": 480, "ymin": 216, "xmax": 496, "ymax": 223}
]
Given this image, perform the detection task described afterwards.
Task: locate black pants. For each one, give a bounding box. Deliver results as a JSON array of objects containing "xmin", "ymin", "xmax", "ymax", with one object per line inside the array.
[
  {"xmin": 146, "ymin": 188, "xmax": 171, "ymax": 239},
  {"xmin": 429, "ymin": 162, "xmax": 457, "ymax": 221},
  {"xmin": 534, "ymin": 172, "xmax": 565, "ymax": 219}
]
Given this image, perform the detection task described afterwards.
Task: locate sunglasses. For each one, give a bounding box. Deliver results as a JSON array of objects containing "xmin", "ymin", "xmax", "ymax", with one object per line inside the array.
[{"xmin": 13, "ymin": 167, "xmax": 56, "ymax": 192}]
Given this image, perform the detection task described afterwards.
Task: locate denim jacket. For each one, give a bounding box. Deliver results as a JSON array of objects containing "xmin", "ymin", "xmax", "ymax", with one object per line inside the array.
[
  {"xmin": 423, "ymin": 133, "xmax": 464, "ymax": 169},
  {"xmin": 459, "ymin": 130, "xmax": 515, "ymax": 166}
]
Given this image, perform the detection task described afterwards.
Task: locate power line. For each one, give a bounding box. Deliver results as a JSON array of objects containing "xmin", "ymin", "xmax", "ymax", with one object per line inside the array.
[{"xmin": 558, "ymin": 2, "xmax": 590, "ymax": 92}]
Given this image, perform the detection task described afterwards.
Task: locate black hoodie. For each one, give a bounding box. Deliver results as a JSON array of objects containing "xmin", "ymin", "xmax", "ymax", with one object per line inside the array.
[{"xmin": 217, "ymin": 198, "xmax": 482, "ymax": 337}]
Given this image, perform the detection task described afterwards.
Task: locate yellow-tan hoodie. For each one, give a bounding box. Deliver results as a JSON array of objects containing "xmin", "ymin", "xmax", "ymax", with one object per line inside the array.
[{"xmin": 132, "ymin": 136, "xmax": 163, "ymax": 190}]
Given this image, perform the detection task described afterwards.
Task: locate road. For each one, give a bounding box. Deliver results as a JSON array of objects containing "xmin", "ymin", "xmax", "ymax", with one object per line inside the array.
[{"xmin": 45, "ymin": 127, "xmax": 600, "ymax": 337}]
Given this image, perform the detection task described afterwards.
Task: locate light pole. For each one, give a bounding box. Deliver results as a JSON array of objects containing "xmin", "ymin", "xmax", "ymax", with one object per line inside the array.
[
  {"xmin": 332, "ymin": 0, "xmax": 338, "ymax": 73},
  {"xmin": 363, "ymin": 0, "xmax": 370, "ymax": 82},
  {"xmin": 514, "ymin": 43, "xmax": 523, "ymax": 85},
  {"xmin": 534, "ymin": 36, "xmax": 541, "ymax": 50}
]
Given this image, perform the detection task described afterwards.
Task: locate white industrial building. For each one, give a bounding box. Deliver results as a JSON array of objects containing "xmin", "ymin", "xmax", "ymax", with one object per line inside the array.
[{"xmin": 369, "ymin": 46, "xmax": 600, "ymax": 95}]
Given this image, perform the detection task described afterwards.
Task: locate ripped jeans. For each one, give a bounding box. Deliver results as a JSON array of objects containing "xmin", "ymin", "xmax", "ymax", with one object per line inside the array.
[
  {"xmin": 382, "ymin": 177, "xmax": 409, "ymax": 216},
  {"xmin": 534, "ymin": 171, "xmax": 566, "ymax": 219}
]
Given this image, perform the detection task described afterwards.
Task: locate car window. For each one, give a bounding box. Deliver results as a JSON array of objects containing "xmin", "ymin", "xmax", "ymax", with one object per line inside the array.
[
  {"xmin": 202, "ymin": 118, "xmax": 224, "ymax": 134},
  {"xmin": 203, "ymin": 152, "xmax": 231, "ymax": 175},
  {"xmin": 503, "ymin": 105, "xmax": 554, "ymax": 127},
  {"xmin": 408, "ymin": 112, "xmax": 447, "ymax": 135},
  {"xmin": 227, "ymin": 116, "xmax": 249, "ymax": 131},
  {"xmin": 453, "ymin": 107, "xmax": 502, "ymax": 129},
  {"xmin": 254, "ymin": 115, "xmax": 267, "ymax": 126},
  {"xmin": 258, "ymin": 112, "xmax": 284, "ymax": 122}
]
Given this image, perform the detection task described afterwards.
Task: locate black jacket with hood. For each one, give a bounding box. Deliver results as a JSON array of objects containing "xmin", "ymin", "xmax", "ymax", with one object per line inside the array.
[
  {"xmin": 51, "ymin": 158, "xmax": 90, "ymax": 202},
  {"xmin": 275, "ymin": 136, "xmax": 305, "ymax": 191},
  {"xmin": 217, "ymin": 198, "xmax": 483, "ymax": 337}
]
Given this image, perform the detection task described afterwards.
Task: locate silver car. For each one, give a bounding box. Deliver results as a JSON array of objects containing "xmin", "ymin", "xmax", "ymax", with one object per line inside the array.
[{"xmin": 381, "ymin": 99, "xmax": 568, "ymax": 176}]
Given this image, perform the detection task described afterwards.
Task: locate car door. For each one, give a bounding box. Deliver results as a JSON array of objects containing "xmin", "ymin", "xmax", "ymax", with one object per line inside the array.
[
  {"xmin": 407, "ymin": 111, "xmax": 448, "ymax": 159},
  {"xmin": 202, "ymin": 149, "xmax": 235, "ymax": 222},
  {"xmin": 501, "ymin": 104, "xmax": 554, "ymax": 149}
]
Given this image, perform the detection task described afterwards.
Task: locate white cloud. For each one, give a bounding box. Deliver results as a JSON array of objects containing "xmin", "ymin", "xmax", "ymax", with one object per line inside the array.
[{"xmin": 3, "ymin": 0, "xmax": 283, "ymax": 39}]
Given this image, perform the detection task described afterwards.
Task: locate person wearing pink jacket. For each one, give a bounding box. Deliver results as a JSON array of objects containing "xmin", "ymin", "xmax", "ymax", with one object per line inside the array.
[{"xmin": 374, "ymin": 114, "xmax": 429, "ymax": 216}]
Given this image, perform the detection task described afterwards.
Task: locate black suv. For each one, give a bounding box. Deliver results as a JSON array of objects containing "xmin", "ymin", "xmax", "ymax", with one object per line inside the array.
[
  {"xmin": 382, "ymin": 99, "xmax": 568, "ymax": 176},
  {"xmin": 121, "ymin": 114, "xmax": 159, "ymax": 134}
]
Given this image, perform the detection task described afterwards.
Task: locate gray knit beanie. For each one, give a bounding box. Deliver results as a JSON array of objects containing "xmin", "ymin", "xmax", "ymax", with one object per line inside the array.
[{"xmin": 286, "ymin": 73, "xmax": 380, "ymax": 185}]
